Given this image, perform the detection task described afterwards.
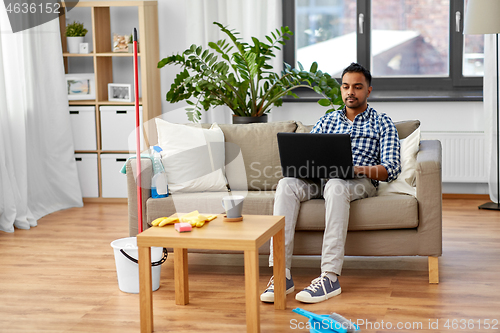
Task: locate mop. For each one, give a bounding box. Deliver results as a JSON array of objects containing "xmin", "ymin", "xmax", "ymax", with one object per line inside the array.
[
  {"xmin": 293, "ymin": 308, "xmax": 360, "ymax": 333},
  {"xmin": 133, "ymin": 27, "xmax": 143, "ymax": 233}
]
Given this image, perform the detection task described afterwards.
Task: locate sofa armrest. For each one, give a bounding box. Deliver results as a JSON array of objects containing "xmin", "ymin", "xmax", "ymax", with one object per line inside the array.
[
  {"xmin": 415, "ymin": 139, "xmax": 443, "ymax": 256},
  {"xmin": 126, "ymin": 158, "xmax": 153, "ymax": 236}
]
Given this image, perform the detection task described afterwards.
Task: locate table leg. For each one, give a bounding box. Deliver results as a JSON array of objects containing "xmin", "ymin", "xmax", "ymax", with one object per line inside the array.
[
  {"xmin": 272, "ymin": 227, "xmax": 286, "ymax": 310},
  {"xmin": 244, "ymin": 250, "xmax": 260, "ymax": 333},
  {"xmin": 138, "ymin": 246, "xmax": 153, "ymax": 333},
  {"xmin": 174, "ymin": 248, "xmax": 189, "ymax": 305}
]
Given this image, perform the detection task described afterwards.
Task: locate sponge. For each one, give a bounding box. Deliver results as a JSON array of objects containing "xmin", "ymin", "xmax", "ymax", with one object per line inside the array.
[{"xmin": 175, "ymin": 222, "xmax": 192, "ymax": 232}]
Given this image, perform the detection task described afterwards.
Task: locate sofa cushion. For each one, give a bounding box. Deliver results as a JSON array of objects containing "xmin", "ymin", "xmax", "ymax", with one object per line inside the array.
[
  {"xmin": 218, "ymin": 121, "xmax": 297, "ymax": 191},
  {"xmin": 146, "ymin": 190, "xmax": 276, "ymax": 224},
  {"xmin": 295, "ymin": 120, "xmax": 420, "ymax": 140},
  {"xmin": 394, "ymin": 120, "xmax": 420, "ymax": 139},
  {"xmin": 378, "ymin": 126, "xmax": 420, "ymax": 196},
  {"xmin": 147, "ymin": 191, "xmax": 417, "ymax": 231},
  {"xmin": 296, "ymin": 195, "xmax": 418, "ymax": 231},
  {"xmin": 296, "ymin": 121, "xmax": 314, "ymax": 133},
  {"xmin": 155, "ymin": 119, "xmax": 228, "ymax": 193}
]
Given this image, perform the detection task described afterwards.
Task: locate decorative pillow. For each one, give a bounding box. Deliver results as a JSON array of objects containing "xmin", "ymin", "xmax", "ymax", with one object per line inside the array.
[
  {"xmin": 394, "ymin": 120, "xmax": 420, "ymax": 139},
  {"xmin": 296, "ymin": 120, "xmax": 420, "ymax": 138},
  {"xmin": 219, "ymin": 121, "xmax": 298, "ymax": 191},
  {"xmin": 377, "ymin": 126, "xmax": 421, "ymax": 197},
  {"xmin": 295, "ymin": 121, "xmax": 314, "ymax": 133},
  {"xmin": 155, "ymin": 118, "xmax": 228, "ymax": 193}
]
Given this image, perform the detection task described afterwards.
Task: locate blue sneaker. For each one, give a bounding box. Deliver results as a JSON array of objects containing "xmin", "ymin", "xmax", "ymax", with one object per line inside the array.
[
  {"xmin": 295, "ymin": 272, "xmax": 341, "ymax": 303},
  {"xmin": 260, "ymin": 275, "xmax": 295, "ymax": 303}
]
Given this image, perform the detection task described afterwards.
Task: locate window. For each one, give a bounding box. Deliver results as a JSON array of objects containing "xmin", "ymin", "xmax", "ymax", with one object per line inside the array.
[
  {"xmin": 283, "ymin": 0, "xmax": 483, "ymax": 96},
  {"xmin": 462, "ymin": 0, "xmax": 484, "ymax": 77}
]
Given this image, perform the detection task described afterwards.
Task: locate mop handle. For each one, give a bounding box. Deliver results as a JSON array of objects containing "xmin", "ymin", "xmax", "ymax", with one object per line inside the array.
[{"xmin": 133, "ymin": 28, "xmax": 143, "ymax": 233}]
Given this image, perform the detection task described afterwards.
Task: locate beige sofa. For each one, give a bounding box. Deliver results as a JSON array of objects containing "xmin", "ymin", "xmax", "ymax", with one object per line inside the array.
[{"xmin": 127, "ymin": 120, "xmax": 442, "ymax": 283}]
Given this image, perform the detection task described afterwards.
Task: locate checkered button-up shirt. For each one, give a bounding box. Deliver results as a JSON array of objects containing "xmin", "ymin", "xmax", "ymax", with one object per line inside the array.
[{"xmin": 311, "ymin": 106, "xmax": 401, "ymax": 185}]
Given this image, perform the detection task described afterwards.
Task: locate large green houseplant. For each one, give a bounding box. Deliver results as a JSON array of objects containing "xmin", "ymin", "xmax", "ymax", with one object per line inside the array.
[{"xmin": 158, "ymin": 22, "xmax": 344, "ymax": 122}]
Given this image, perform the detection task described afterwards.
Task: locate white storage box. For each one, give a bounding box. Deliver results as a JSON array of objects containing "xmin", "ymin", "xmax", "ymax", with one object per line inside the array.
[
  {"xmin": 69, "ymin": 106, "xmax": 97, "ymax": 150},
  {"xmin": 74, "ymin": 153, "xmax": 99, "ymax": 198},
  {"xmin": 100, "ymin": 106, "xmax": 143, "ymax": 151},
  {"xmin": 101, "ymin": 153, "xmax": 131, "ymax": 198}
]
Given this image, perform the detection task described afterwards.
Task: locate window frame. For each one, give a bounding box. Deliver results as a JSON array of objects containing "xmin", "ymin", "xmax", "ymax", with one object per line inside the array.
[{"xmin": 282, "ymin": 0, "xmax": 483, "ymax": 100}]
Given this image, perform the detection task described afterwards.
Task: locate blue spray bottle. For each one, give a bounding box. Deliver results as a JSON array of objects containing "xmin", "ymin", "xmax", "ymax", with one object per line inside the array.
[{"xmin": 151, "ymin": 146, "xmax": 168, "ymax": 198}]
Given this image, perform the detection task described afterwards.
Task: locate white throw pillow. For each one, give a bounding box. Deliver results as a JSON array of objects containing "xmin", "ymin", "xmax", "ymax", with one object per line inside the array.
[
  {"xmin": 155, "ymin": 118, "xmax": 228, "ymax": 193},
  {"xmin": 377, "ymin": 127, "xmax": 421, "ymax": 197}
]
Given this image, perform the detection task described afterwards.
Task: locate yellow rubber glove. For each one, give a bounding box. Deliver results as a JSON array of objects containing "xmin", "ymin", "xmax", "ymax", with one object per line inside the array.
[
  {"xmin": 158, "ymin": 216, "xmax": 179, "ymax": 227},
  {"xmin": 151, "ymin": 217, "xmax": 167, "ymax": 226},
  {"xmin": 178, "ymin": 211, "xmax": 218, "ymax": 228}
]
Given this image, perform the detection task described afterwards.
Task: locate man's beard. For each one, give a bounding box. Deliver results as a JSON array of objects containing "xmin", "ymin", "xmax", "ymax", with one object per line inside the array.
[{"xmin": 345, "ymin": 97, "xmax": 362, "ymax": 108}]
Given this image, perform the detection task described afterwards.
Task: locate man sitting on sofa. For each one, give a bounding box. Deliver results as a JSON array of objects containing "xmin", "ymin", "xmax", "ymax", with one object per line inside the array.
[{"xmin": 261, "ymin": 62, "xmax": 402, "ymax": 304}]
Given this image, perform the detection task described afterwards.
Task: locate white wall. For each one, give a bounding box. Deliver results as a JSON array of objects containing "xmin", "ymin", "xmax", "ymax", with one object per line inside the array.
[{"xmin": 271, "ymin": 101, "xmax": 485, "ymax": 132}]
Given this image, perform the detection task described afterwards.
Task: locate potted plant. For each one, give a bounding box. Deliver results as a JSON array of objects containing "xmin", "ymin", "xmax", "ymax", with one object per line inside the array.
[
  {"xmin": 127, "ymin": 34, "xmax": 139, "ymax": 53},
  {"xmin": 65, "ymin": 21, "xmax": 88, "ymax": 54},
  {"xmin": 128, "ymin": 34, "xmax": 133, "ymax": 53},
  {"xmin": 158, "ymin": 22, "xmax": 344, "ymax": 123}
]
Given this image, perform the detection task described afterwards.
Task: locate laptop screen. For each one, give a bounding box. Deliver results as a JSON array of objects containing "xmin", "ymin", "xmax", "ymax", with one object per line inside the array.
[{"xmin": 277, "ymin": 133, "xmax": 354, "ymax": 179}]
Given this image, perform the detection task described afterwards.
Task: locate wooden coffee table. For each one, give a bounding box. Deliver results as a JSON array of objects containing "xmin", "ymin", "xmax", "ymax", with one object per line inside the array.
[{"xmin": 136, "ymin": 214, "xmax": 286, "ymax": 333}]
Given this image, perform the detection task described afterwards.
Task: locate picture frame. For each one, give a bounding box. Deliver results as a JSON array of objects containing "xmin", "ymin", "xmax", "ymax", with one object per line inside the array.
[
  {"xmin": 108, "ymin": 83, "xmax": 134, "ymax": 102},
  {"xmin": 65, "ymin": 74, "xmax": 95, "ymax": 100}
]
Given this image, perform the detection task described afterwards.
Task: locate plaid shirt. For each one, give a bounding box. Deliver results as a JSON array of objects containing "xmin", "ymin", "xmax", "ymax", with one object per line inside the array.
[{"xmin": 311, "ymin": 106, "xmax": 401, "ymax": 185}]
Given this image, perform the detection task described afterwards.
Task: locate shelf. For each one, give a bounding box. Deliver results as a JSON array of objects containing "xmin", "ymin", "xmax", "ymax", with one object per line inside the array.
[
  {"xmin": 101, "ymin": 151, "xmax": 134, "ymax": 154},
  {"xmin": 69, "ymin": 100, "xmax": 97, "ymax": 105},
  {"xmin": 61, "ymin": 1, "xmax": 160, "ymax": 200},
  {"xmin": 97, "ymin": 98, "xmax": 143, "ymax": 106},
  {"xmin": 63, "ymin": 52, "xmax": 140, "ymax": 57},
  {"xmin": 75, "ymin": 150, "xmax": 98, "ymax": 154},
  {"xmin": 75, "ymin": 150, "xmax": 135, "ymax": 154},
  {"xmin": 70, "ymin": 100, "xmax": 143, "ymax": 106},
  {"xmin": 63, "ymin": 53, "xmax": 95, "ymax": 57},
  {"xmin": 96, "ymin": 52, "xmax": 139, "ymax": 57},
  {"xmin": 62, "ymin": 1, "xmax": 157, "ymax": 8}
]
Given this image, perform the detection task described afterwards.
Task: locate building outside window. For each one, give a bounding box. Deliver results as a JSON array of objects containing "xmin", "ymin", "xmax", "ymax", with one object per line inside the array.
[{"xmin": 285, "ymin": 0, "xmax": 483, "ymax": 94}]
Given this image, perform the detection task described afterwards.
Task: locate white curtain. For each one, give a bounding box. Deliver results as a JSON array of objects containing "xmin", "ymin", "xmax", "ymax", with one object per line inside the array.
[
  {"xmin": 485, "ymin": 34, "xmax": 500, "ymax": 203},
  {"xmin": 0, "ymin": 10, "xmax": 83, "ymax": 232},
  {"xmin": 185, "ymin": 0, "xmax": 282, "ymax": 123}
]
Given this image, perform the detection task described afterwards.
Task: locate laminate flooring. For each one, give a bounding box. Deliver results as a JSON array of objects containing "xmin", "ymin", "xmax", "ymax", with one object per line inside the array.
[{"xmin": 0, "ymin": 199, "xmax": 499, "ymax": 332}]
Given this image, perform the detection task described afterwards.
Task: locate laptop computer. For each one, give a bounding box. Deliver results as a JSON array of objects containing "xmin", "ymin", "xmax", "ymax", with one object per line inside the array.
[{"xmin": 277, "ymin": 133, "xmax": 354, "ymax": 179}]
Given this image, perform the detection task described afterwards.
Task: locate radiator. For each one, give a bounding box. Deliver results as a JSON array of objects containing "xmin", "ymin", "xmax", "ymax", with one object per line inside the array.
[{"xmin": 421, "ymin": 132, "xmax": 487, "ymax": 183}]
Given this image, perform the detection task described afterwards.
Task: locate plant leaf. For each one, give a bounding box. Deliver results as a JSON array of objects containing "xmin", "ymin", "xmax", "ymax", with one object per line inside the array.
[
  {"xmin": 318, "ymin": 98, "xmax": 331, "ymax": 107},
  {"xmin": 310, "ymin": 62, "xmax": 318, "ymax": 73}
]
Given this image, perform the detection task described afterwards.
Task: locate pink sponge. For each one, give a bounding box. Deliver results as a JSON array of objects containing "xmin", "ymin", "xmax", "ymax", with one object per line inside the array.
[{"xmin": 175, "ymin": 222, "xmax": 192, "ymax": 232}]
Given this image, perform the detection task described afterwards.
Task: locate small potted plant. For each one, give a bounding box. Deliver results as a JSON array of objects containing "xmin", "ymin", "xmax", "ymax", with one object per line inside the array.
[
  {"xmin": 65, "ymin": 21, "xmax": 88, "ymax": 54},
  {"xmin": 158, "ymin": 22, "xmax": 344, "ymax": 123},
  {"xmin": 128, "ymin": 34, "xmax": 133, "ymax": 53}
]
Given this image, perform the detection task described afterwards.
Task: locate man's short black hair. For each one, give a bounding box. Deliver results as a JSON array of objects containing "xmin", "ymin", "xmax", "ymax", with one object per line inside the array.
[{"xmin": 341, "ymin": 62, "xmax": 372, "ymax": 86}]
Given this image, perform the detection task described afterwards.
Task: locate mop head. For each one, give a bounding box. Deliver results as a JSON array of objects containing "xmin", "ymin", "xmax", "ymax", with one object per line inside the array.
[
  {"xmin": 329, "ymin": 313, "xmax": 359, "ymax": 333},
  {"xmin": 293, "ymin": 308, "xmax": 360, "ymax": 333}
]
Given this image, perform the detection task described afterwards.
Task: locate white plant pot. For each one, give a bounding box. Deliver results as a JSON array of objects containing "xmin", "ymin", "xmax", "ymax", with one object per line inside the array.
[{"xmin": 67, "ymin": 36, "xmax": 84, "ymax": 54}]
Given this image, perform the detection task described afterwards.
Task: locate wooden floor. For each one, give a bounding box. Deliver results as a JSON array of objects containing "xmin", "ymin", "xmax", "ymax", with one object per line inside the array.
[{"xmin": 1, "ymin": 199, "xmax": 499, "ymax": 333}]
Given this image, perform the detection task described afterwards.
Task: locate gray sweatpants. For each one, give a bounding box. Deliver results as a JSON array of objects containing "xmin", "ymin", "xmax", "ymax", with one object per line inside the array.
[{"xmin": 269, "ymin": 177, "xmax": 376, "ymax": 275}]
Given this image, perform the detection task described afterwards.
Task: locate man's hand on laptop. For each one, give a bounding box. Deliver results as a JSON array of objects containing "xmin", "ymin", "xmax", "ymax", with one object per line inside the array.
[{"xmin": 354, "ymin": 165, "xmax": 389, "ymax": 181}]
